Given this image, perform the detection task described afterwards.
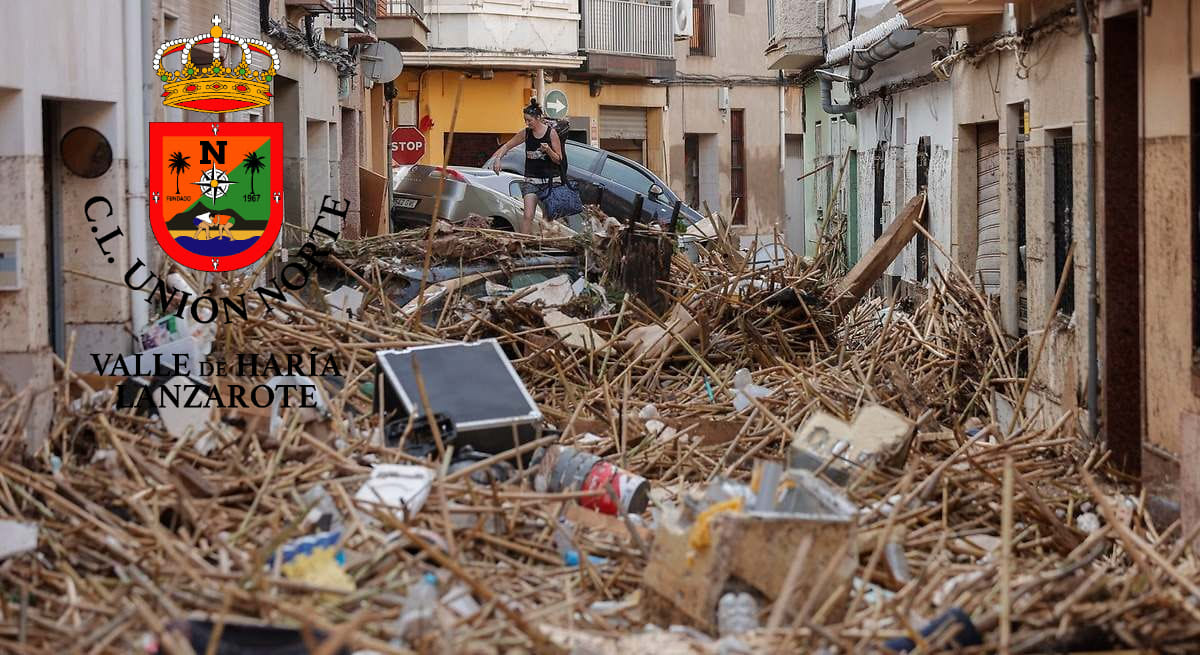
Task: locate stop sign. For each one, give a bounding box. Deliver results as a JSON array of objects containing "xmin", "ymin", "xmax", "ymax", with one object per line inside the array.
[{"xmin": 390, "ymin": 126, "xmax": 426, "ymax": 166}]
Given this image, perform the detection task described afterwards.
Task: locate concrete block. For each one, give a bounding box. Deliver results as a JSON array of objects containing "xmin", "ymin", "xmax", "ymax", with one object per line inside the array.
[{"xmin": 789, "ymin": 404, "xmax": 915, "ymax": 484}]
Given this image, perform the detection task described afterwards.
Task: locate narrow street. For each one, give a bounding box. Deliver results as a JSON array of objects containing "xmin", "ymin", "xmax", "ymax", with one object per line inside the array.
[{"xmin": 3, "ymin": 1, "xmax": 1200, "ymax": 654}]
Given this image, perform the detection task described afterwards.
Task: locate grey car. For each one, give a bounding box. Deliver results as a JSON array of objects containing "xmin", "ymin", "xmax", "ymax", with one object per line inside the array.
[{"xmin": 391, "ymin": 165, "xmax": 531, "ymax": 231}]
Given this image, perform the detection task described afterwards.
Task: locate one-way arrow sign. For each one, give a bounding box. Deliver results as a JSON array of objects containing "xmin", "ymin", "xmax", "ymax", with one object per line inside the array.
[{"xmin": 544, "ymin": 89, "xmax": 568, "ymax": 118}]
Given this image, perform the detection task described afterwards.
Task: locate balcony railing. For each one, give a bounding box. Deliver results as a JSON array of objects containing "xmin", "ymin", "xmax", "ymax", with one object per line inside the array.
[
  {"xmin": 581, "ymin": 0, "xmax": 674, "ymax": 59},
  {"xmin": 379, "ymin": 0, "xmax": 424, "ymax": 22},
  {"xmin": 335, "ymin": 0, "xmax": 377, "ymax": 32},
  {"xmin": 767, "ymin": 0, "xmax": 776, "ymax": 43}
]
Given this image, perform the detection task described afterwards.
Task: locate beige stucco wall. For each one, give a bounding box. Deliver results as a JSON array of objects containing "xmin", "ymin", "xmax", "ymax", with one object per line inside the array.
[
  {"xmin": 1142, "ymin": 1, "xmax": 1200, "ymax": 484},
  {"xmin": 0, "ymin": 0, "xmax": 137, "ymax": 444},
  {"xmin": 665, "ymin": 0, "xmax": 796, "ymax": 233},
  {"xmin": 949, "ymin": 14, "xmax": 1090, "ymax": 431}
]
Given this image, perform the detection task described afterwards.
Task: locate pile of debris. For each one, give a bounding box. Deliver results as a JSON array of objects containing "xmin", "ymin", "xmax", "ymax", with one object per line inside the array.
[{"xmin": 2, "ymin": 205, "xmax": 1199, "ymax": 654}]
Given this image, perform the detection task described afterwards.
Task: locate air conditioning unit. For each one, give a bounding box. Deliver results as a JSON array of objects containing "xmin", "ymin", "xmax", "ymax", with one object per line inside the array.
[{"xmin": 673, "ymin": 0, "xmax": 693, "ymax": 40}]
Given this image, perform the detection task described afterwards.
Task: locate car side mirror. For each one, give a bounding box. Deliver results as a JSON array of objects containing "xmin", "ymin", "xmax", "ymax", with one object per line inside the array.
[{"xmin": 649, "ymin": 184, "xmax": 664, "ymax": 197}]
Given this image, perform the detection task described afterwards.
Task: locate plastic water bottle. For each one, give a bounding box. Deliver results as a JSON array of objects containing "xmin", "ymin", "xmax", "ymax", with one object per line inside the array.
[
  {"xmin": 716, "ymin": 592, "xmax": 759, "ymax": 636},
  {"xmin": 395, "ymin": 573, "xmax": 440, "ymax": 645}
]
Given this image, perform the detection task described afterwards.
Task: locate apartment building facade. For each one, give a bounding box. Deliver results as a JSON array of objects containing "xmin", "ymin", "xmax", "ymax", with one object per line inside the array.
[{"xmin": 780, "ymin": 0, "xmax": 1200, "ymax": 528}]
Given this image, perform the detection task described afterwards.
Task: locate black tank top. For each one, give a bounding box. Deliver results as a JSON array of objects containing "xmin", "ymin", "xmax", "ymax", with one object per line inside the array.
[{"xmin": 524, "ymin": 126, "xmax": 558, "ymax": 179}]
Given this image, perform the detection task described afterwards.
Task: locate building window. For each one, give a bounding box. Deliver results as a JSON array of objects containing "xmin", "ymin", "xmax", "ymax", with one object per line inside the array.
[
  {"xmin": 731, "ymin": 109, "xmax": 746, "ymax": 224},
  {"xmin": 729, "ymin": 0, "xmax": 744, "ymax": 15},
  {"xmin": 690, "ymin": 2, "xmax": 716, "ymax": 56},
  {"xmin": 767, "ymin": 0, "xmax": 776, "ymax": 41},
  {"xmin": 1052, "ymin": 133, "xmax": 1075, "ymax": 315}
]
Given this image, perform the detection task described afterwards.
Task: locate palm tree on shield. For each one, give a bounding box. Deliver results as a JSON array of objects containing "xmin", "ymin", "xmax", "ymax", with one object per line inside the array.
[
  {"xmin": 167, "ymin": 151, "xmax": 191, "ymax": 195},
  {"xmin": 241, "ymin": 150, "xmax": 266, "ymax": 196}
]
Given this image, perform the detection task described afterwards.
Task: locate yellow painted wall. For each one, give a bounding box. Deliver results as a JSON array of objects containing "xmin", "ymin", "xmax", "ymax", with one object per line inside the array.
[{"xmin": 394, "ymin": 70, "xmax": 668, "ymax": 177}]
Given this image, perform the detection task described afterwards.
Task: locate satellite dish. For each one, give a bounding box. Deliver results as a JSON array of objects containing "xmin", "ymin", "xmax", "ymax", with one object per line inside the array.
[{"xmin": 360, "ymin": 42, "xmax": 404, "ymax": 84}]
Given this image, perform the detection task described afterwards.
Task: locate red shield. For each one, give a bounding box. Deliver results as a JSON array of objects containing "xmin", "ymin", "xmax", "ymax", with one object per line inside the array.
[{"xmin": 149, "ymin": 122, "xmax": 283, "ymax": 272}]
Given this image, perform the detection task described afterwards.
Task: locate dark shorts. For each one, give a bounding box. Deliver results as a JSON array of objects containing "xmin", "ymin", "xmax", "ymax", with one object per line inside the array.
[{"xmin": 520, "ymin": 180, "xmax": 552, "ymax": 197}]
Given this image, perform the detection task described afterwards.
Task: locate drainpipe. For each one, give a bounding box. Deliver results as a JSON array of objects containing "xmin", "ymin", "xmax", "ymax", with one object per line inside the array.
[
  {"xmin": 125, "ymin": 0, "xmax": 148, "ymax": 336},
  {"xmin": 825, "ymin": 14, "xmax": 910, "ymax": 65},
  {"xmin": 849, "ymin": 28, "xmax": 920, "ymax": 86},
  {"xmin": 1076, "ymin": 0, "xmax": 1099, "ymax": 440},
  {"xmin": 817, "ymin": 71, "xmax": 855, "ymax": 115},
  {"xmin": 817, "ymin": 15, "xmax": 917, "ymax": 117},
  {"xmin": 779, "ymin": 72, "xmax": 786, "ymax": 172}
]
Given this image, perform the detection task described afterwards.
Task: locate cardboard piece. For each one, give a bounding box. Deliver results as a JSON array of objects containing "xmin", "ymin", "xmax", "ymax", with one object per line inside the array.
[
  {"xmin": 514, "ymin": 274, "xmax": 575, "ymax": 307},
  {"xmin": 157, "ymin": 376, "xmax": 214, "ymax": 440},
  {"xmin": 543, "ymin": 309, "xmax": 602, "ymax": 351},
  {"xmin": 622, "ymin": 304, "xmax": 700, "ymax": 360},
  {"xmin": 359, "ymin": 166, "xmax": 388, "ymax": 236}
]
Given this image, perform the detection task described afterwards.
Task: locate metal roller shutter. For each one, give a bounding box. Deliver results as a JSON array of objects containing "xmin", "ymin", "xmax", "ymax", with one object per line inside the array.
[
  {"xmin": 975, "ymin": 123, "xmax": 1001, "ymax": 295},
  {"xmin": 599, "ymin": 106, "xmax": 648, "ymax": 141}
]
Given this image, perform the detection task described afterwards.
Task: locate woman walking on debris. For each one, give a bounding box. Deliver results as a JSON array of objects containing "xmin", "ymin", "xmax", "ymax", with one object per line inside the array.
[{"xmin": 491, "ymin": 99, "xmax": 563, "ymax": 234}]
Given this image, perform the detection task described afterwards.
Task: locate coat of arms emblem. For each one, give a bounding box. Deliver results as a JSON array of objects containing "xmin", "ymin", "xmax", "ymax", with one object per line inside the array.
[{"xmin": 148, "ymin": 16, "xmax": 283, "ymax": 272}]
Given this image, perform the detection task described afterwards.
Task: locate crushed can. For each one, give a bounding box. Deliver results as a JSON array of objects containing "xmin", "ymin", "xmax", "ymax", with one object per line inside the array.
[{"xmin": 533, "ymin": 445, "xmax": 650, "ymax": 516}]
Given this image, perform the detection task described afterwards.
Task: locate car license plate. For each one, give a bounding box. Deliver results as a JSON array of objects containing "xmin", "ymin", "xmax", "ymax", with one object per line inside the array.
[{"xmin": 396, "ymin": 198, "xmax": 419, "ymax": 209}]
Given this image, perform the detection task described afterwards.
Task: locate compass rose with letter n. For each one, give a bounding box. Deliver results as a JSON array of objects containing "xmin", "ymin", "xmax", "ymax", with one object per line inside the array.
[{"xmin": 148, "ymin": 15, "xmax": 283, "ymax": 272}]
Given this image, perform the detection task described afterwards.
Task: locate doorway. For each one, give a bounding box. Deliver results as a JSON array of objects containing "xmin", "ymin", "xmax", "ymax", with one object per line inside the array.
[
  {"xmin": 784, "ymin": 135, "xmax": 804, "ymax": 252},
  {"xmin": 730, "ymin": 109, "xmax": 746, "ymax": 224},
  {"xmin": 975, "ymin": 122, "xmax": 1001, "ymax": 296},
  {"xmin": 1101, "ymin": 10, "xmax": 1141, "ymax": 473},
  {"xmin": 41, "ymin": 100, "xmax": 64, "ymax": 357},
  {"xmin": 684, "ymin": 134, "xmax": 700, "ymax": 209},
  {"xmin": 599, "ymin": 106, "xmax": 647, "ymax": 164}
]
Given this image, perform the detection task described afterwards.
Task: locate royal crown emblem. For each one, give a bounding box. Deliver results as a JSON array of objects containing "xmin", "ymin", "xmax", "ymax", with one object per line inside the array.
[{"xmin": 153, "ymin": 15, "xmax": 280, "ymax": 114}]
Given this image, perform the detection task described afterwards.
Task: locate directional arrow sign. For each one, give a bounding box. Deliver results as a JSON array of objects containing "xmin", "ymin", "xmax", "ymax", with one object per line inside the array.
[{"xmin": 544, "ymin": 89, "xmax": 568, "ymax": 119}]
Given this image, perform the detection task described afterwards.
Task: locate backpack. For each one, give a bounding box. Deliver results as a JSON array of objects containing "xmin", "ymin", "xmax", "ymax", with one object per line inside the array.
[{"xmin": 549, "ymin": 118, "xmax": 570, "ymax": 177}]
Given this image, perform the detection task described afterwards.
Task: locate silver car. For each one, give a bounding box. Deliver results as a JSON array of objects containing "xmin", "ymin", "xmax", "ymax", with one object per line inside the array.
[
  {"xmin": 454, "ymin": 167, "xmax": 528, "ymax": 201},
  {"xmin": 391, "ymin": 165, "xmax": 531, "ymax": 231}
]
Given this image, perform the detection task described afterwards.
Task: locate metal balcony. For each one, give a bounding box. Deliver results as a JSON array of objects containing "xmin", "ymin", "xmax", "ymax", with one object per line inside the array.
[
  {"xmin": 332, "ymin": 0, "xmax": 377, "ymax": 34},
  {"xmin": 377, "ymin": 0, "xmax": 429, "ymax": 51},
  {"xmin": 580, "ymin": 0, "xmax": 675, "ymax": 78},
  {"xmin": 581, "ymin": 0, "xmax": 674, "ymax": 59}
]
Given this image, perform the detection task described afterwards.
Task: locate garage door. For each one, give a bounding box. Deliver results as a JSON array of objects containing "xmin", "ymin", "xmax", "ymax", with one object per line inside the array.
[
  {"xmin": 975, "ymin": 123, "xmax": 1001, "ymax": 295},
  {"xmin": 599, "ymin": 106, "xmax": 648, "ymax": 140}
]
